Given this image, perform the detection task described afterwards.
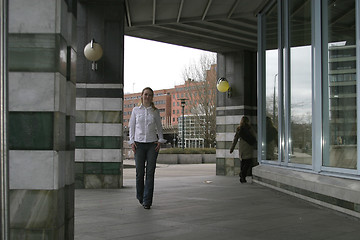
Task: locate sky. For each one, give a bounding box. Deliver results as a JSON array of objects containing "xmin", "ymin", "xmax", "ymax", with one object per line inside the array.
[{"xmin": 124, "ymin": 36, "xmax": 214, "ymax": 94}]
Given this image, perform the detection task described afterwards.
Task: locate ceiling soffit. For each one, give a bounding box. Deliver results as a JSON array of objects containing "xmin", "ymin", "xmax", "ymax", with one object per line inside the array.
[{"xmin": 124, "ymin": 0, "xmax": 269, "ymax": 53}]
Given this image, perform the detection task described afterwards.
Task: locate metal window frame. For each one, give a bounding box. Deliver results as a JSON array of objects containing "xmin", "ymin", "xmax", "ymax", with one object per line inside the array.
[
  {"xmin": 259, "ymin": 0, "xmax": 360, "ymax": 176},
  {"xmin": 0, "ymin": 0, "xmax": 9, "ymax": 239}
]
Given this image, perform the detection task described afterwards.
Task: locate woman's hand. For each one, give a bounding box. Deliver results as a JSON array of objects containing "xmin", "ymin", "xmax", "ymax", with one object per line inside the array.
[
  {"xmin": 131, "ymin": 143, "xmax": 137, "ymax": 154},
  {"xmin": 155, "ymin": 142, "xmax": 161, "ymax": 152}
]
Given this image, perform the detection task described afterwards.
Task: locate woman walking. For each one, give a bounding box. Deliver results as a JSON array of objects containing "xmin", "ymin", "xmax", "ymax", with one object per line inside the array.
[
  {"xmin": 230, "ymin": 116, "xmax": 257, "ymax": 183},
  {"xmin": 128, "ymin": 87, "xmax": 166, "ymax": 209}
]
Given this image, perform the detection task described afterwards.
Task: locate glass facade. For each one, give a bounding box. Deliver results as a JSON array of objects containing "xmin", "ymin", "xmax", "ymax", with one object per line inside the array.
[
  {"xmin": 322, "ymin": 0, "xmax": 357, "ymax": 169},
  {"xmin": 289, "ymin": 0, "xmax": 312, "ymax": 165},
  {"xmin": 259, "ymin": 0, "xmax": 359, "ymax": 176},
  {"xmin": 264, "ymin": 2, "xmax": 279, "ymax": 161}
]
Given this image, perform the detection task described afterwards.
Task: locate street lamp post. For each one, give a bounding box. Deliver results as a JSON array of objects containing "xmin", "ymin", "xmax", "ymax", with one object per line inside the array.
[
  {"xmin": 273, "ymin": 73, "xmax": 278, "ymax": 121},
  {"xmin": 179, "ymin": 98, "xmax": 187, "ymax": 149}
]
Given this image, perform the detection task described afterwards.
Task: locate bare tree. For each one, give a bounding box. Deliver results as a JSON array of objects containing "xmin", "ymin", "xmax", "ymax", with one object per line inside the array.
[{"xmin": 182, "ymin": 53, "xmax": 217, "ymax": 148}]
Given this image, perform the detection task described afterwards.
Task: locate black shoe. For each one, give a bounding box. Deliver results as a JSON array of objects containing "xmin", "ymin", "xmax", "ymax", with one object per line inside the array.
[
  {"xmin": 139, "ymin": 200, "xmax": 143, "ymax": 206},
  {"xmin": 240, "ymin": 178, "xmax": 247, "ymax": 183},
  {"xmin": 143, "ymin": 205, "xmax": 151, "ymax": 209}
]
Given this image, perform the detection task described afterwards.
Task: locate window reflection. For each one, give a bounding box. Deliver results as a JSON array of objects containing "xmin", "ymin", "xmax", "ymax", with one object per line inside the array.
[
  {"xmin": 264, "ymin": 3, "xmax": 279, "ymax": 161},
  {"xmin": 289, "ymin": 0, "xmax": 312, "ymax": 165},
  {"xmin": 323, "ymin": 0, "xmax": 357, "ymax": 169}
]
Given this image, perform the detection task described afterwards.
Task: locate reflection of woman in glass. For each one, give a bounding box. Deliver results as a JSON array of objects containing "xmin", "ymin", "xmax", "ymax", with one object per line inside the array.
[
  {"xmin": 230, "ymin": 116, "xmax": 257, "ymax": 183},
  {"xmin": 266, "ymin": 116, "xmax": 278, "ymax": 160}
]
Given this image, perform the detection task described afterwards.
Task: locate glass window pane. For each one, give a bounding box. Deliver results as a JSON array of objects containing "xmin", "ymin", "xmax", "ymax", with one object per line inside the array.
[
  {"xmin": 289, "ymin": 0, "xmax": 312, "ymax": 165},
  {"xmin": 323, "ymin": 0, "xmax": 357, "ymax": 169},
  {"xmin": 264, "ymin": 3, "xmax": 279, "ymax": 161}
]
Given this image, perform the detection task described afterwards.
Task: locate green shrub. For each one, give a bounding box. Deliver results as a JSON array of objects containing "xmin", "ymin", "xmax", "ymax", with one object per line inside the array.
[{"xmin": 159, "ymin": 148, "xmax": 215, "ymax": 154}]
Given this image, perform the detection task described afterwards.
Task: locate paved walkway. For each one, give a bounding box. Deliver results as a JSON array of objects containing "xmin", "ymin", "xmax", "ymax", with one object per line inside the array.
[{"xmin": 75, "ymin": 163, "xmax": 360, "ymax": 240}]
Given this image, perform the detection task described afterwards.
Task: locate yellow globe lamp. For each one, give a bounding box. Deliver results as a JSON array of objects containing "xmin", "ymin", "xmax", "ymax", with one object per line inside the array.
[{"xmin": 217, "ymin": 77, "xmax": 230, "ymax": 92}]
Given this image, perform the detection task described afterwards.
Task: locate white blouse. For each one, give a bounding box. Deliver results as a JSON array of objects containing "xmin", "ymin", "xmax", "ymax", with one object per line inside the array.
[{"xmin": 128, "ymin": 104, "xmax": 167, "ymax": 144}]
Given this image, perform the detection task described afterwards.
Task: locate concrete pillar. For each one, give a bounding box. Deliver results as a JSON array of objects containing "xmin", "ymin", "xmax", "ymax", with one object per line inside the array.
[
  {"xmin": 75, "ymin": 1, "xmax": 124, "ymax": 188},
  {"xmin": 8, "ymin": 0, "xmax": 76, "ymax": 238},
  {"xmin": 216, "ymin": 50, "xmax": 257, "ymax": 176}
]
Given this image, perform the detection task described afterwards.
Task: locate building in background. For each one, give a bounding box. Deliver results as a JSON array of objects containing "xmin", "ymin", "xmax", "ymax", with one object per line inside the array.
[{"xmin": 123, "ymin": 64, "xmax": 217, "ymax": 148}]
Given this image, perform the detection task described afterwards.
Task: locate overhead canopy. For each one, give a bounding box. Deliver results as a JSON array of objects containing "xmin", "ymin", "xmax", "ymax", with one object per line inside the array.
[{"xmin": 124, "ymin": 0, "xmax": 269, "ymax": 53}]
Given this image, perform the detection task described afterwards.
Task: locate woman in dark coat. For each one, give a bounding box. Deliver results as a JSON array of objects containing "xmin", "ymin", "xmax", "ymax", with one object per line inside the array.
[{"xmin": 230, "ymin": 116, "xmax": 257, "ymax": 183}]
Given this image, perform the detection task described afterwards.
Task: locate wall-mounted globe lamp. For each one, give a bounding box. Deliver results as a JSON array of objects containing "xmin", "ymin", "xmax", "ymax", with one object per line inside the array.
[
  {"xmin": 217, "ymin": 77, "xmax": 232, "ymax": 98},
  {"xmin": 83, "ymin": 39, "xmax": 103, "ymax": 71}
]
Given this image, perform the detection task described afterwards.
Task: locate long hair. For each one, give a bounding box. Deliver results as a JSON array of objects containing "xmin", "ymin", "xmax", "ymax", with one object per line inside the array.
[
  {"xmin": 140, "ymin": 87, "xmax": 157, "ymax": 110},
  {"xmin": 237, "ymin": 116, "xmax": 250, "ymax": 131}
]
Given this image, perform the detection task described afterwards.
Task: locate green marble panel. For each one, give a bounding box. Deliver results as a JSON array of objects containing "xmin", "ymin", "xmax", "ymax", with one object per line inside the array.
[
  {"xmin": 9, "ymin": 47, "xmax": 56, "ymax": 72},
  {"xmin": 103, "ymin": 111, "xmax": 121, "ymax": 123},
  {"xmin": 85, "ymin": 136, "xmax": 103, "ymax": 148},
  {"xmin": 76, "ymin": 110, "xmax": 86, "ymax": 123},
  {"xmin": 225, "ymin": 124, "xmax": 237, "ymax": 132},
  {"xmin": 53, "ymin": 112, "xmax": 66, "ymax": 151},
  {"xmin": 9, "ymin": 112, "xmax": 54, "ymax": 150},
  {"xmin": 84, "ymin": 162, "xmax": 102, "ymax": 174},
  {"xmin": 75, "ymin": 162, "xmax": 84, "ymax": 174},
  {"xmin": 75, "ymin": 137, "xmax": 85, "ymax": 148},
  {"xmin": 225, "ymin": 141, "xmax": 234, "ymax": 149},
  {"xmin": 67, "ymin": 116, "xmax": 76, "ymax": 150},
  {"xmin": 102, "ymin": 162, "xmax": 120, "ymax": 174},
  {"xmin": 103, "ymin": 136, "xmax": 121, "ymax": 149},
  {"xmin": 76, "ymin": 136, "xmax": 121, "ymax": 149},
  {"xmin": 216, "ymin": 125, "xmax": 226, "ymax": 132},
  {"xmin": 216, "ymin": 141, "xmax": 226, "ymax": 149},
  {"xmin": 86, "ymin": 111, "xmax": 103, "ymax": 123},
  {"xmin": 9, "ymin": 34, "xmax": 66, "ymax": 73}
]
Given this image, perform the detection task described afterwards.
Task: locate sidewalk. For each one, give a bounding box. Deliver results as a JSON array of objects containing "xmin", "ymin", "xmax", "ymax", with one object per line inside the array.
[{"xmin": 75, "ymin": 163, "xmax": 360, "ymax": 240}]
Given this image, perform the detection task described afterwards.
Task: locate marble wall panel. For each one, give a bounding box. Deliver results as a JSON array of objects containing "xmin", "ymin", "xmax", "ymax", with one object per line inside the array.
[
  {"xmin": 102, "ymin": 149, "xmax": 122, "ymax": 162},
  {"xmin": 9, "ymin": 112, "xmax": 54, "ymax": 150},
  {"xmin": 86, "ymin": 111, "xmax": 103, "ymax": 123},
  {"xmin": 67, "ymin": 116, "xmax": 76, "ymax": 150},
  {"xmin": 53, "ymin": 112, "xmax": 67, "ymax": 152},
  {"xmin": 85, "ymin": 98, "xmax": 104, "ymax": 110},
  {"xmin": 9, "ymin": 0, "xmax": 57, "ymax": 33},
  {"xmin": 103, "ymin": 123, "xmax": 122, "ymax": 136},
  {"xmin": 10, "ymin": 150, "xmax": 63, "ymax": 190},
  {"xmin": 10, "ymin": 188, "xmax": 65, "ymax": 228},
  {"xmin": 85, "ymin": 123, "xmax": 103, "ymax": 136},
  {"xmin": 67, "ymin": 81, "xmax": 76, "ymax": 116},
  {"xmin": 76, "ymin": 123, "xmax": 85, "ymax": 136},
  {"xmin": 103, "ymin": 111, "xmax": 121, "ymax": 123},
  {"xmin": 104, "ymin": 98, "xmax": 122, "ymax": 111},
  {"xmin": 65, "ymin": 151, "xmax": 75, "ymax": 185},
  {"xmin": 55, "ymin": 73, "xmax": 67, "ymax": 114},
  {"xmin": 76, "ymin": 98, "xmax": 86, "ymax": 110},
  {"xmin": 69, "ymin": 47, "xmax": 77, "ymax": 84},
  {"xmin": 9, "ymin": 72, "xmax": 56, "ymax": 111},
  {"xmin": 75, "ymin": 149, "xmax": 85, "ymax": 162},
  {"xmin": 84, "ymin": 149, "xmax": 102, "ymax": 162}
]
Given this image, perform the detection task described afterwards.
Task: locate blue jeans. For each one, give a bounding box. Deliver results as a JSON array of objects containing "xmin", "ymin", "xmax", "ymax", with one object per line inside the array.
[{"xmin": 134, "ymin": 142, "xmax": 158, "ymax": 206}]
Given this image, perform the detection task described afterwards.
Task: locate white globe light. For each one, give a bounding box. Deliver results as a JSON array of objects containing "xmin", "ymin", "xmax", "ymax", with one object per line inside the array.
[{"xmin": 84, "ymin": 42, "xmax": 103, "ymax": 61}]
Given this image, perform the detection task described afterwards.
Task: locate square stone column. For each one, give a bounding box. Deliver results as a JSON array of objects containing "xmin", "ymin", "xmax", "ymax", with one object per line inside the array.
[
  {"xmin": 8, "ymin": 0, "xmax": 76, "ymax": 239},
  {"xmin": 216, "ymin": 50, "xmax": 257, "ymax": 176},
  {"xmin": 75, "ymin": 1, "xmax": 125, "ymax": 188}
]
